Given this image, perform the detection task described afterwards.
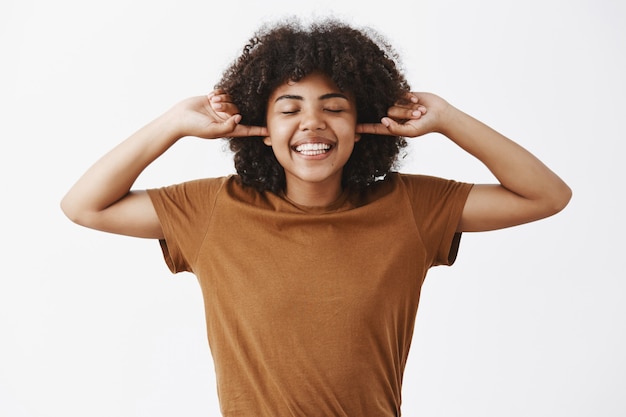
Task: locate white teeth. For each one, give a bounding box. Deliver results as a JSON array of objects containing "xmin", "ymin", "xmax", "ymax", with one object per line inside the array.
[{"xmin": 295, "ymin": 143, "xmax": 331, "ymax": 155}]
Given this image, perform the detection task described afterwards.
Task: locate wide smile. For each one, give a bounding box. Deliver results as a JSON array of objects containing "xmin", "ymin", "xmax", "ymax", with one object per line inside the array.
[{"xmin": 292, "ymin": 142, "xmax": 333, "ymax": 156}]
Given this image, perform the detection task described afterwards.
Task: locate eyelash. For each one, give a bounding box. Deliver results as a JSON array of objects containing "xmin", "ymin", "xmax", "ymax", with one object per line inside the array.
[{"xmin": 281, "ymin": 109, "xmax": 343, "ymax": 115}]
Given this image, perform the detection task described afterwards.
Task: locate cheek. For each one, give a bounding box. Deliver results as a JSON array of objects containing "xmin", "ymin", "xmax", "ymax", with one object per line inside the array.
[
  {"xmin": 335, "ymin": 113, "xmax": 358, "ymax": 136},
  {"xmin": 337, "ymin": 124, "xmax": 359, "ymax": 143},
  {"xmin": 266, "ymin": 122, "xmax": 294, "ymax": 146}
]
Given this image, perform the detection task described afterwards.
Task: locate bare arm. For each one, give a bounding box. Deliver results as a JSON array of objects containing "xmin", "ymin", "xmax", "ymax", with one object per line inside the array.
[
  {"xmin": 357, "ymin": 92, "xmax": 572, "ymax": 232},
  {"xmin": 60, "ymin": 93, "xmax": 267, "ymax": 239}
]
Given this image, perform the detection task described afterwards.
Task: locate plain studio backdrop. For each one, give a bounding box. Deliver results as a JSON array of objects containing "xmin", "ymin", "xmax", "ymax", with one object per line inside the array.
[{"xmin": 1, "ymin": 0, "xmax": 624, "ymax": 416}]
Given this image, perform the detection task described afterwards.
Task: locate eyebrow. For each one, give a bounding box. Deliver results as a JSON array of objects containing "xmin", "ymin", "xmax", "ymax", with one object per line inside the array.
[{"xmin": 274, "ymin": 92, "xmax": 350, "ymax": 103}]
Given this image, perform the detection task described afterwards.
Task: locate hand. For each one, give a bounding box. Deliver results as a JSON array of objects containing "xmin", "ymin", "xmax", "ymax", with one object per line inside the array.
[
  {"xmin": 208, "ymin": 90, "xmax": 269, "ymax": 138},
  {"xmin": 171, "ymin": 91, "xmax": 267, "ymax": 139},
  {"xmin": 356, "ymin": 92, "xmax": 451, "ymax": 138},
  {"xmin": 208, "ymin": 90, "xmax": 242, "ymax": 123}
]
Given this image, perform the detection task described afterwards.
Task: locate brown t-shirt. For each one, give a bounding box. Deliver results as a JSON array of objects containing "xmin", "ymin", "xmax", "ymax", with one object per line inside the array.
[{"xmin": 148, "ymin": 173, "xmax": 472, "ymax": 416}]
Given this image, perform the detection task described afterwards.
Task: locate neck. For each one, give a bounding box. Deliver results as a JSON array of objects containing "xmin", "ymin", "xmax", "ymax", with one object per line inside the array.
[{"xmin": 284, "ymin": 179, "xmax": 343, "ymax": 207}]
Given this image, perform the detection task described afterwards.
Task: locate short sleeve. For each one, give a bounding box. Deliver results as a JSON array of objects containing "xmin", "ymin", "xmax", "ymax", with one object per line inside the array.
[
  {"xmin": 147, "ymin": 177, "xmax": 228, "ymax": 273},
  {"xmin": 399, "ymin": 174, "xmax": 473, "ymax": 267}
]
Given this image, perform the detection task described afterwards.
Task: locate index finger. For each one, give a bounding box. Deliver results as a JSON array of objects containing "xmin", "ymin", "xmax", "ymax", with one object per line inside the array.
[
  {"xmin": 357, "ymin": 118, "xmax": 421, "ymax": 137},
  {"xmin": 230, "ymin": 124, "xmax": 269, "ymax": 138},
  {"xmin": 356, "ymin": 122, "xmax": 392, "ymax": 135}
]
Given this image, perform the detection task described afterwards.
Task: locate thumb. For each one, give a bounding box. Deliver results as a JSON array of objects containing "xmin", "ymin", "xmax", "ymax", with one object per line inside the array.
[
  {"xmin": 216, "ymin": 114, "xmax": 241, "ymax": 135},
  {"xmin": 380, "ymin": 116, "xmax": 423, "ymax": 137},
  {"xmin": 204, "ymin": 114, "xmax": 241, "ymax": 139},
  {"xmin": 226, "ymin": 114, "xmax": 242, "ymax": 128}
]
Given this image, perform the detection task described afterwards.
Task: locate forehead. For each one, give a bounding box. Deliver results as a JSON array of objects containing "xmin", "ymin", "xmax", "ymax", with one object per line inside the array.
[{"xmin": 269, "ymin": 72, "xmax": 355, "ymax": 102}]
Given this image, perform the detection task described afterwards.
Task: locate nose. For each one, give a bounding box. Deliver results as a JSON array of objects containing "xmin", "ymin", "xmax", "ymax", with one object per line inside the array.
[{"xmin": 299, "ymin": 108, "xmax": 326, "ymax": 131}]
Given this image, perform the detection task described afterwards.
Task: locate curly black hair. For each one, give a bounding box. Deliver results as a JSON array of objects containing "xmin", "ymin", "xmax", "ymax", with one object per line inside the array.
[{"xmin": 216, "ymin": 18, "xmax": 411, "ymax": 193}]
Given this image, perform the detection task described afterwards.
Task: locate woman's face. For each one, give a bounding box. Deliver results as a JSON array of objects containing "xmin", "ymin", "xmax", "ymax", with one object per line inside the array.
[{"xmin": 264, "ymin": 71, "xmax": 360, "ymax": 201}]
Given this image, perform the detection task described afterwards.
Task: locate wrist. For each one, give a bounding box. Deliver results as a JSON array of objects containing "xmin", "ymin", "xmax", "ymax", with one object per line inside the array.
[
  {"xmin": 436, "ymin": 104, "xmax": 466, "ymax": 138},
  {"xmin": 151, "ymin": 110, "xmax": 186, "ymax": 145}
]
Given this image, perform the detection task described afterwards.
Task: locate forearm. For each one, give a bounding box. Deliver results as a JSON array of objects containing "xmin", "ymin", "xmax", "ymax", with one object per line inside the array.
[
  {"xmin": 61, "ymin": 112, "xmax": 181, "ymax": 222},
  {"xmin": 366, "ymin": 92, "xmax": 571, "ymax": 231},
  {"xmin": 440, "ymin": 106, "xmax": 571, "ymax": 208}
]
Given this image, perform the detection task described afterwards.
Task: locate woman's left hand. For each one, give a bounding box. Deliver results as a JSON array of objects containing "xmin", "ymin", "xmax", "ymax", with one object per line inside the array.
[{"xmin": 357, "ymin": 92, "xmax": 451, "ymax": 138}]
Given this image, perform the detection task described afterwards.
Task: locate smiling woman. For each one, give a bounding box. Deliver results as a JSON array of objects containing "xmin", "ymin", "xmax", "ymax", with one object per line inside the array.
[{"xmin": 60, "ymin": 16, "xmax": 570, "ymax": 417}]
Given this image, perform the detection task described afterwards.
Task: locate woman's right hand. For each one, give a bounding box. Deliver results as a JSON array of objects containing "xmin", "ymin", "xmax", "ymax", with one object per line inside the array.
[{"xmin": 172, "ymin": 91, "xmax": 267, "ymax": 139}]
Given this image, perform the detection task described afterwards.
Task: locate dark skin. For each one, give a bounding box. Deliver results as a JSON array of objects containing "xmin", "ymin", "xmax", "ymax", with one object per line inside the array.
[{"xmin": 61, "ymin": 73, "xmax": 571, "ymax": 238}]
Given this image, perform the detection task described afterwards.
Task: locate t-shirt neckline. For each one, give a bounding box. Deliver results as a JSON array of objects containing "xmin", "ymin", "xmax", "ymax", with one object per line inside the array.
[{"xmin": 279, "ymin": 187, "xmax": 352, "ymax": 214}]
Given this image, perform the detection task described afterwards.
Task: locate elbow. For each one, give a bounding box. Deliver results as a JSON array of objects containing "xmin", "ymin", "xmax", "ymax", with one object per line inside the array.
[
  {"xmin": 60, "ymin": 195, "xmax": 91, "ymax": 227},
  {"xmin": 546, "ymin": 182, "xmax": 573, "ymax": 217},
  {"xmin": 60, "ymin": 197, "xmax": 80, "ymax": 225}
]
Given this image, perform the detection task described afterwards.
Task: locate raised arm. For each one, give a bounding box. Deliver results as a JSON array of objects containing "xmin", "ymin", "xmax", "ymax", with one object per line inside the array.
[
  {"xmin": 357, "ymin": 92, "xmax": 572, "ymax": 232},
  {"xmin": 60, "ymin": 92, "xmax": 266, "ymax": 239}
]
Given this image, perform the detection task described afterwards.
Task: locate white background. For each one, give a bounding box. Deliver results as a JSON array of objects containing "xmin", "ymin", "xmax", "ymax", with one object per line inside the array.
[{"xmin": 1, "ymin": 0, "xmax": 624, "ymax": 416}]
